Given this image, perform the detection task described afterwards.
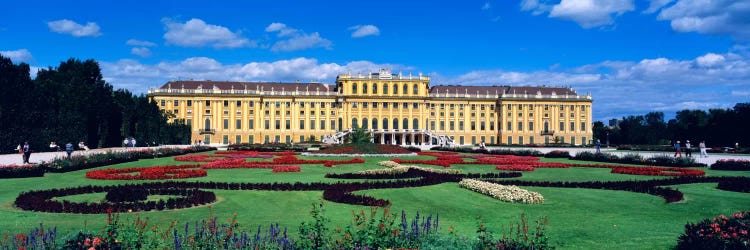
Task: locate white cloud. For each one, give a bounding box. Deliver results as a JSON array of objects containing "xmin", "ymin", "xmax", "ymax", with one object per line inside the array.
[
  {"xmin": 162, "ymin": 18, "xmax": 256, "ymax": 48},
  {"xmin": 131, "ymin": 47, "xmax": 152, "ymax": 58},
  {"xmin": 521, "ymin": 0, "xmax": 635, "ymax": 28},
  {"xmin": 654, "ymin": 0, "xmax": 750, "ymax": 40},
  {"xmin": 47, "ymin": 19, "xmax": 101, "ymax": 37},
  {"xmin": 349, "ymin": 25, "xmax": 380, "ymax": 38},
  {"xmin": 0, "ymin": 49, "xmax": 33, "ymax": 62},
  {"xmin": 126, "ymin": 39, "xmax": 157, "ymax": 47},
  {"xmin": 100, "ymin": 57, "xmax": 409, "ymax": 93},
  {"xmin": 643, "ymin": 0, "xmax": 674, "ymax": 14},
  {"xmin": 433, "ymin": 51, "xmax": 750, "ymax": 120},
  {"xmin": 695, "ymin": 53, "xmax": 725, "ymax": 67},
  {"xmin": 265, "ymin": 23, "xmax": 332, "ymax": 51}
]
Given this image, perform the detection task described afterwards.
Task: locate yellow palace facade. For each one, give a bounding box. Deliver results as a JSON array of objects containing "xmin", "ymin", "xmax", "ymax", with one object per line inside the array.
[{"xmin": 148, "ymin": 69, "xmax": 593, "ymax": 146}]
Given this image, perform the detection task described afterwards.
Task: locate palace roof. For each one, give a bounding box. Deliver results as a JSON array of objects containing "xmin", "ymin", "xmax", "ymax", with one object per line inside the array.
[
  {"xmin": 430, "ymin": 85, "xmax": 578, "ymax": 96},
  {"xmin": 158, "ymin": 80, "xmax": 336, "ymax": 92}
]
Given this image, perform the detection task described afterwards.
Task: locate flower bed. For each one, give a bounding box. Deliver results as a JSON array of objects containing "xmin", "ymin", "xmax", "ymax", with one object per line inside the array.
[
  {"xmin": 610, "ymin": 166, "xmax": 705, "ymax": 177},
  {"xmin": 496, "ymin": 165, "xmax": 535, "ymax": 171},
  {"xmin": 676, "ymin": 211, "xmax": 750, "ymax": 249},
  {"xmin": 710, "ymin": 159, "xmax": 750, "ymax": 171},
  {"xmin": 85, "ymin": 165, "xmax": 206, "ymax": 180},
  {"xmin": 0, "ymin": 164, "xmax": 45, "ymax": 179},
  {"xmin": 272, "ymin": 166, "xmax": 301, "ymax": 173},
  {"xmin": 316, "ymin": 143, "xmax": 413, "ymax": 155},
  {"xmin": 459, "ymin": 179, "xmax": 544, "ymax": 204}
]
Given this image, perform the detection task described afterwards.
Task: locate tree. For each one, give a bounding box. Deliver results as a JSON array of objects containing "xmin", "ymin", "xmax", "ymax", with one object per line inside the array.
[{"xmin": 347, "ymin": 127, "xmax": 372, "ymax": 144}]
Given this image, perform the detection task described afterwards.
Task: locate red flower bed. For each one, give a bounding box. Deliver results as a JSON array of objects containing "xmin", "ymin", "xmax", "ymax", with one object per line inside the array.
[
  {"xmin": 529, "ymin": 162, "xmax": 571, "ymax": 168},
  {"xmin": 202, "ymin": 159, "xmax": 276, "ymax": 169},
  {"xmin": 495, "ymin": 165, "xmax": 535, "ymax": 171},
  {"xmin": 611, "ymin": 166, "xmax": 705, "ymax": 177},
  {"xmin": 272, "ymin": 166, "xmax": 301, "ymax": 173},
  {"xmin": 173, "ymin": 154, "xmax": 226, "ymax": 162},
  {"xmin": 86, "ymin": 165, "xmax": 206, "ymax": 180},
  {"xmin": 272, "ymin": 155, "xmax": 364, "ymax": 167}
]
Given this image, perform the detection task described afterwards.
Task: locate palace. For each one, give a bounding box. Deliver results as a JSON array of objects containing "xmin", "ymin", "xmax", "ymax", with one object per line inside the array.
[{"xmin": 148, "ymin": 69, "xmax": 592, "ymax": 146}]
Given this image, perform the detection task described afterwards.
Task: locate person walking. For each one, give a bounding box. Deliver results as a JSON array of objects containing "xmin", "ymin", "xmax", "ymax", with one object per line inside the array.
[
  {"xmin": 123, "ymin": 138, "xmax": 130, "ymax": 148},
  {"xmin": 22, "ymin": 141, "xmax": 31, "ymax": 164},
  {"xmin": 685, "ymin": 140, "xmax": 692, "ymax": 157},
  {"xmin": 673, "ymin": 140, "xmax": 682, "ymax": 158},
  {"xmin": 65, "ymin": 142, "xmax": 74, "ymax": 159},
  {"xmin": 699, "ymin": 141, "xmax": 708, "ymax": 158},
  {"xmin": 595, "ymin": 139, "xmax": 601, "ymax": 153}
]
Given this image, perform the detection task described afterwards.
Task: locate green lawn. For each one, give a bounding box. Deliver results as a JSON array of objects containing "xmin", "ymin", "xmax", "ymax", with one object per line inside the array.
[{"xmin": 1, "ymin": 151, "xmax": 749, "ymax": 249}]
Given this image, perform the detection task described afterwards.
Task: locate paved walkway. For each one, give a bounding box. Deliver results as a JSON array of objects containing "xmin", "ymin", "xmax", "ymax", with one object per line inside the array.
[
  {"xmin": 0, "ymin": 145, "xmax": 193, "ymax": 165},
  {"xmin": 1, "ymin": 145, "xmax": 747, "ymax": 166}
]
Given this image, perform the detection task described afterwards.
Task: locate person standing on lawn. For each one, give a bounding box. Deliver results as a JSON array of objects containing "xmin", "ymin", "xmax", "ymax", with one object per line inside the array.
[
  {"xmin": 685, "ymin": 140, "xmax": 692, "ymax": 157},
  {"xmin": 22, "ymin": 141, "xmax": 31, "ymax": 164},
  {"xmin": 673, "ymin": 140, "xmax": 682, "ymax": 158}
]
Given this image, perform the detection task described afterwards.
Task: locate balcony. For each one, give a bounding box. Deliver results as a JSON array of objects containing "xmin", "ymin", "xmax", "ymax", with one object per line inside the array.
[
  {"xmin": 199, "ymin": 129, "xmax": 216, "ymax": 134},
  {"xmin": 540, "ymin": 130, "xmax": 555, "ymax": 136}
]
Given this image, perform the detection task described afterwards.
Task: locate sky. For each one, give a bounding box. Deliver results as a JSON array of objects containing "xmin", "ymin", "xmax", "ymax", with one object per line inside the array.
[{"xmin": 1, "ymin": 0, "xmax": 749, "ymax": 121}]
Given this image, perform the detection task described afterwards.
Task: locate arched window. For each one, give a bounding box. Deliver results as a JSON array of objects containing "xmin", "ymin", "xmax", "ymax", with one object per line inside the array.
[
  {"xmin": 372, "ymin": 118, "xmax": 378, "ymax": 129},
  {"xmin": 393, "ymin": 84, "xmax": 398, "ymax": 95},
  {"xmin": 352, "ymin": 118, "xmax": 358, "ymax": 128},
  {"xmin": 413, "ymin": 118, "xmax": 419, "ymax": 129},
  {"xmin": 403, "ymin": 85, "xmax": 408, "ymax": 95},
  {"xmin": 413, "ymin": 84, "xmax": 418, "ymax": 95},
  {"xmin": 383, "ymin": 118, "xmax": 389, "ymax": 129},
  {"xmin": 393, "ymin": 119, "xmax": 399, "ymax": 129},
  {"xmin": 383, "ymin": 84, "xmax": 388, "ymax": 95},
  {"xmin": 352, "ymin": 83, "xmax": 357, "ymax": 94},
  {"xmin": 204, "ymin": 119, "xmax": 211, "ymax": 130},
  {"xmin": 403, "ymin": 118, "xmax": 408, "ymax": 129},
  {"xmin": 363, "ymin": 83, "xmax": 368, "ymax": 94},
  {"xmin": 373, "ymin": 83, "xmax": 378, "ymax": 94},
  {"xmin": 362, "ymin": 118, "xmax": 368, "ymax": 129}
]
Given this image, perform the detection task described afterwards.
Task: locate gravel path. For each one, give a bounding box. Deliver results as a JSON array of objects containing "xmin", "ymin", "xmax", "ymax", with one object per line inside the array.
[{"xmin": 1, "ymin": 145, "xmax": 746, "ymax": 166}]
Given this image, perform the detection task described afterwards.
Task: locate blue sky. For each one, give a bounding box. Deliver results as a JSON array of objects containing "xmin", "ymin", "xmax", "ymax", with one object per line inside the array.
[{"xmin": 2, "ymin": 0, "xmax": 749, "ymax": 121}]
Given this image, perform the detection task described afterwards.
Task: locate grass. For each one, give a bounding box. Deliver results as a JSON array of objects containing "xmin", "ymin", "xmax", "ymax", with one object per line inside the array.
[{"xmin": 0, "ymin": 151, "xmax": 749, "ymax": 249}]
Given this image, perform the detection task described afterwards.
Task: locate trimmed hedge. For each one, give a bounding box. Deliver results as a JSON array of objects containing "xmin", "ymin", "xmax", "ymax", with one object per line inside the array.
[
  {"xmin": 710, "ymin": 159, "xmax": 750, "ymax": 171},
  {"xmin": 570, "ymin": 151, "xmax": 706, "ymax": 168}
]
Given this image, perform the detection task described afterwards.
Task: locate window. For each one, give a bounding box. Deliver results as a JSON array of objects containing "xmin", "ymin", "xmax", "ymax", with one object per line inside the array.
[
  {"xmin": 518, "ymin": 104, "xmax": 523, "ymax": 110},
  {"xmin": 471, "ymin": 104, "xmax": 476, "ymax": 110},
  {"xmin": 403, "ymin": 103, "xmax": 408, "ymax": 109},
  {"xmin": 174, "ymin": 100, "xmax": 179, "ymax": 106},
  {"xmin": 490, "ymin": 122, "xmax": 495, "ymax": 130},
  {"xmin": 581, "ymin": 122, "xmax": 586, "ymax": 131},
  {"xmin": 459, "ymin": 121, "xmax": 464, "ymax": 130},
  {"xmin": 285, "ymin": 120, "xmax": 291, "ymax": 130},
  {"xmin": 311, "ymin": 120, "xmax": 316, "ymax": 130},
  {"xmin": 383, "ymin": 103, "xmax": 388, "ymax": 108},
  {"xmin": 471, "ymin": 122, "xmax": 476, "ymax": 131},
  {"xmin": 249, "ymin": 110, "xmax": 254, "ymax": 115},
  {"xmin": 373, "ymin": 83, "xmax": 378, "ymax": 94},
  {"xmin": 321, "ymin": 120, "xmax": 326, "ymax": 130},
  {"xmin": 581, "ymin": 105, "xmax": 586, "ymax": 111},
  {"xmin": 571, "ymin": 136, "xmax": 576, "ymax": 145},
  {"xmin": 321, "ymin": 102, "xmax": 326, "ymax": 108},
  {"xmin": 403, "ymin": 85, "xmax": 408, "ymax": 95},
  {"xmin": 223, "ymin": 119, "xmax": 229, "ymax": 129},
  {"xmin": 529, "ymin": 136, "xmax": 534, "ymax": 144},
  {"xmin": 236, "ymin": 119, "xmax": 241, "ymax": 129},
  {"xmin": 508, "ymin": 136, "xmax": 512, "ymax": 144},
  {"xmin": 363, "ymin": 83, "xmax": 368, "ymax": 94},
  {"xmin": 249, "ymin": 119, "xmax": 254, "ymax": 129},
  {"xmin": 372, "ymin": 118, "xmax": 378, "ymax": 129},
  {"xmin": 560, "ymin": 113, "xmax": 564, "ymax": 118},
  {"xmin": 440, "ymin": 121, "xmax": 445, "ymax": 130},
  {"xmin": 275, "ymin": 120, "xmax": 281, "ymax": 130},
  {"xmin": 460, "ymin": 104, "xmax": 464, "ymax": 110},
  {"xmin": 275, "ymin": 102, "xmax": 280, "ymax": 108},
  {"xmin": 460, "ymin": 136, "xmax": 465, "ymax": 145},
  {"xmin": 413, "ymin": 84, "xmax": 418, "ymax": 95},
  {"xmin": 300, "ymin": 135, "xmax": 305, "ymax": 142},
  {"xmin": 235, "ymin": 135, "xmax": 241, "ymax": 144},
  {"xmin": 544, "ymin": 105, "xmax": 548, "ymax": 110},
  {"xmin": 352, "ymin": 102, "xmax": 358, "ymax": 108},
  {"xmin": 187, "ymin": 100, "xmax": 192, "ymax": 106},
  {"xmin": 265, "ymin": 120, "xmax": 272, "ymax": 130},
  {"xmin": 440, "ymin": 104, "xmax": 445, "ymax": 110},
  {"xmin": 352, "ymin": 83, "xmax": 357, "ymax": 94},
  {"xmin": 472, "ymin": 136, "xmax": 476, "ymax": 145},
  {"xmin": 224, "ymin": 110, "xmax": 229, "ymax": 115},
  {"xmin": 383, "ymin": 118, "xmax": 389, "ymax": 129},
  {"xmin": 393, "ymin": 119, "xmax": 399, "ymax": 129},
  {"xmin": 450, "ymin": 121, "xmax": 455, "ymax": 130},
  {"xmin": 299, "ymin": 120, "xmax": 305, "ymax": 129},
  {"xmin": 481, "ymin": 105, "xmax": 485, "ymax": 110},
  {"xmin": 507, "ymin": 122, "xmax": 512, "ymax": 131},
  {"xmin": 413, "ymin": 118, "xmax": 418, "ymax": 129},
  {"xmin": 393, "ymin": 84, "xmax": 398, "ymax": 94},
  {"xmin": 529, "ymin": 122, "xmax": 534, "ymax": 131},
  {"xmin": 383, "ymin": 84, "xmax": 388, "ymax": 94},
  {"xmin": 363, "ymin": 102, "xmax": 368, "ymax": 108},
  {"xmin": 372, "ymin": 102, "xmax": 378, "ymax": 108},
  {"xmin": 300, "ymin": 102, "xmax": 305, "ymax": 108},
  {"xmin": 518, "ymin": 136, "xmax": 524, "ymax": 145},
  {"xmin": 507, "ymin": 104, "xmax": 512, "ymax": 110},
  {"xmin": 518, "ymin": 122, "xmax": 523, "ymax": 131},
  {"xmin": 331, "ymin": 120, "xmax": 335, "ymax": 130},
  {"xmin": 352, "ymin": 118, "xmax": 359, "ymax": 129},
  {"xmin": 559, "ymin": 122, "xmax": 564, "ymax": 131},
  {"xmin": 285, "ymin": 135, "xmax": 291, "ymax": 143},
  {"xmin": 160, "ymin": 100, "xmax": 166, "ymax": 106},
  {"xmin": 223, "ymin": 135, "xmax": 229, "ymax": 144},
  {"xmin": 173, "ymin": 109, "xmax": 178, "ymax": 114},
  {"xmin": 223, "ymin": 100, "xmax": 229, "ymax": 107},
  {"xmin": 480, "ymin": 121, "xmax": 485, "ymax": 131},
  {"xmin": 249, "ymin": 101, "xmax": 254, "ymax": 107},
  {"xmin": 287, "ymin": 102, "xmax": 292, "ymax": 108},
  {"xmin": 248, "ymin": 135, "xmax": 254, "ymax": 144},
  {"xmin": 236, "ymin": 101, "xmax": 241, "ymax": 107},
  {"xmin": 570, "ymin": 122, "xmax": 575, "ymax": 131},
  {"xmin": 393, "ymin": 103, "xmax": 398, "ymax": 109},
  {"xmin": 413, "ymin": 103, "xmax": 418, "ymax": 109},
  {"xmin": 430, "ymin": 121, "xmax": 435, "ymax": 130}
]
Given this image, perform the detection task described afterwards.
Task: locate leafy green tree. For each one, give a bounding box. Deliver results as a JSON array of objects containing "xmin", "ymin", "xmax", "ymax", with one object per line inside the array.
[{"xmin": 347, "ymin": 127, "xmax": 372, "ymax": 144}]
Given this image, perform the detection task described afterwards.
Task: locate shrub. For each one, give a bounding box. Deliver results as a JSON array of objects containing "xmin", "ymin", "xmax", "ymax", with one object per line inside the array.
[
  {"xmin": 544, "ymin": 150, "xmax": 570, "ymax": 158},
  {"xmin": 676, "ymin": 211, "xmax": 750, "ymax": 250},
  {"xmin": 711, "ymin": 159, "xmax": 750, "ymax": 171},
  {"xmin": 106, "ymin": 187, "xmax": 148, "ymax": 202},
  {"xmin": 459, "ymin": 179, "xmax": 544, "ymax": 204},
  {"xmin": 0, "ymin": 164, "xmax": 44, "ymax": 178}
]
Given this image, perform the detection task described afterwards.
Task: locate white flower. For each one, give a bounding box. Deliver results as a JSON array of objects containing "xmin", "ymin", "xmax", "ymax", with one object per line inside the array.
[{"xmin": 458, "ymin": 179, "xmax": 544, "ymax": 204}]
